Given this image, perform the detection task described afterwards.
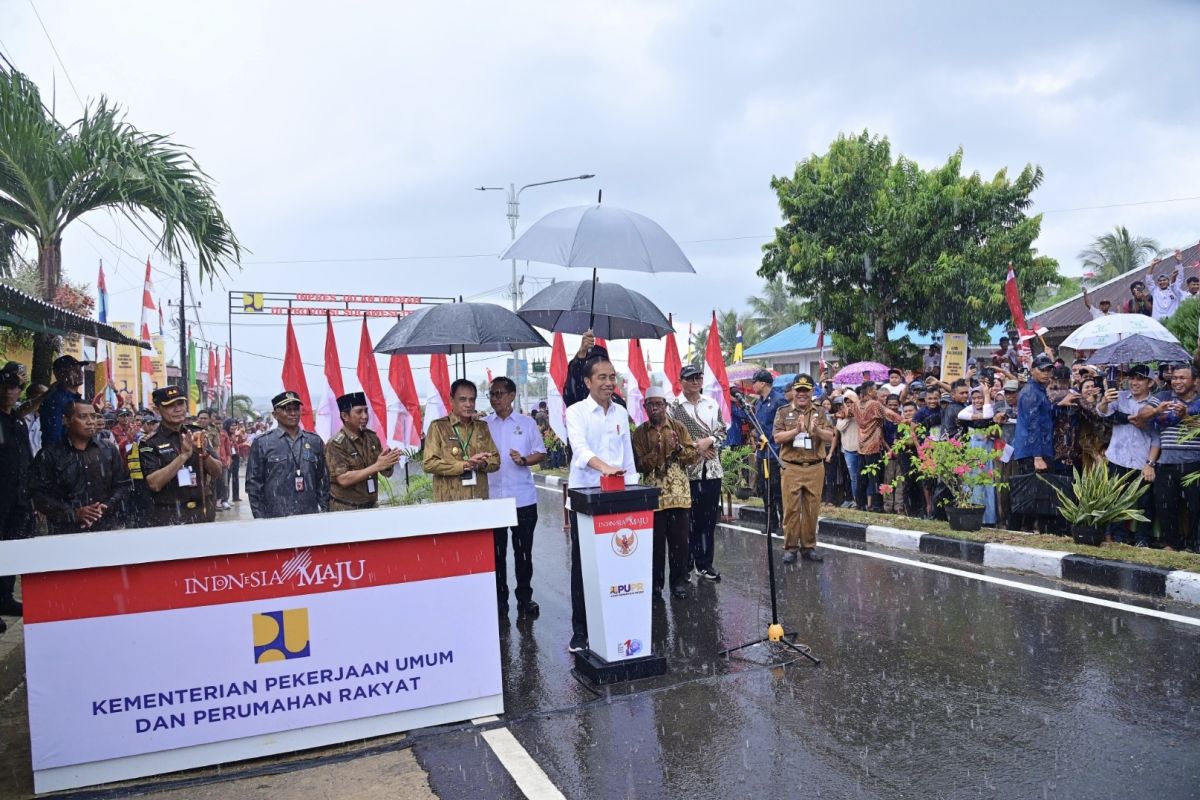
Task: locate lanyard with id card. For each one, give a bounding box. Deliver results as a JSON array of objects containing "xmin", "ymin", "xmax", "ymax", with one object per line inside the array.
[{"xmin": 454, "ymin": 423, "xmax": 477, "ymax": 486}]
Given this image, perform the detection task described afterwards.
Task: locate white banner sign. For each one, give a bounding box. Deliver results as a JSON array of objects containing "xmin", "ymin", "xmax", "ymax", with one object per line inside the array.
[
  {"xmin": 576, "ymin": 508, "xmax": 655, "ymax": 662},
  {"xmin": 23, "ymin": 533, "xmax": 501, "ymax": 771}
]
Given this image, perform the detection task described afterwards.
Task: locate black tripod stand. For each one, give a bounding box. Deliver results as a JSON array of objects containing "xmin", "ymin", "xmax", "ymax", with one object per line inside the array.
[{"xmin": 719, "ymin": 392, "xmax": 821, "ymax": 665}]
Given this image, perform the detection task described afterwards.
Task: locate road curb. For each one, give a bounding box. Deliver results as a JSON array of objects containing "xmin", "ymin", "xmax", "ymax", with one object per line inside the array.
[
  {"xmin": 533, "ymin": 474, "xmax": 1200, "ymax": 607},
  {"xmin": 725, "ymin": 503, "xmax": 1200, "ymax": 606}
]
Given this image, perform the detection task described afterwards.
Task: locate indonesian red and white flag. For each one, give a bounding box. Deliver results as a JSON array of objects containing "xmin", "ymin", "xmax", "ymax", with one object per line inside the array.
[
  {"xmin": 223, "ymin": 347, "xmax": 232, "ymax": 393},
  {"xmin": 314, "ymin": 314, "xmax": 346, "ymax": 441},
  {"xmin": 662, "ymin": 316, "xmax": 683, "ymax": 398},
  {"xmin": 702, "ymin": 312, "xmax": 731, "ymax": 423},
  {"xmin": 625, "ymin": 338, "xmax": 651, "ymax": 424},
  {"xmin": 356, "ymin": 317, "xmax": 388, "ymax": 441},
  {"xmin": 138, "ymin": 259, "xmax": 156, "ymax": 408},
  {"xmin": 1005, "ymin": 263, "xmax": 1047, "ymax": 342},
  {"xmin": 387, "ymin": 353, "xmax": 423, "ymax": 449},
  {"xmin": 282, "ymin": 313, "xmax": 315, "ymax": 431},
  {"xmin": 547, "ymin": 332, "xmax": 569, "ymax": 446},
  {"xmin": 424, "ymin": 354, "xmax": 451, "ymax": 433}
]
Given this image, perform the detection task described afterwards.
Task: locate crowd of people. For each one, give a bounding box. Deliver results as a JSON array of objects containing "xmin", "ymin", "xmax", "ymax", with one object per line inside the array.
[
  {"xmin": 733, "ymin": 336, "xmax": 1200, "ymax": 552},
  {"xmin": 3, "ymin": 314, "xmax": 1199, "ymax": 650}
]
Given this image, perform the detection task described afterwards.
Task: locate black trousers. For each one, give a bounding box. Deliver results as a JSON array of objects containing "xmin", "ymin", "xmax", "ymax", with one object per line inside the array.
[
  {"xmin": 569, "ymin": 510, "xmax": 587, "ymax": 638},
  {"xmin": 0, "ymin": 497, "xmax": 33, "ymax": 605},
  {"xmin": 1153, "ymin": 462, "xmax": 1200, "ymax": 550},
  {"xmin": 856, "ymin": 452, "xmax": 883, "ymax": 511},
  {"xmin": 654, "ymin": 507, "xmax": 691, "ymax": 592},
  {"xmin": 493, "ymin": 502, "xmax": 538, "ymax": 605},
  {"xmin": 688, "ymin": 478, "xmax": 720, "ymax": 572},
  {"xmin": 757, "ymin": 456, "xmax": 783, "ymax": 529},
  {"xmin": 230, "ymin": 455, "xmax": 241, "ymax": 501}
]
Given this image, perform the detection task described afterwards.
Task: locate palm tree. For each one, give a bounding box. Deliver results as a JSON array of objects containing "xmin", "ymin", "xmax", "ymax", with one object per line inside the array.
[
  {"xmin": 229, "ymin": 393, "xmax": 258, "ymax": 420},
  {"xmin": 746, "ymin": 278, "xmax": 806, "ymax": 337},
  {"xmin": 1078, "ymin": 226, "xmax": 1162, "ymax": 285},
  {"xmin": 0, "ymin": 69, "xmax": 241, "ymax": 384}
]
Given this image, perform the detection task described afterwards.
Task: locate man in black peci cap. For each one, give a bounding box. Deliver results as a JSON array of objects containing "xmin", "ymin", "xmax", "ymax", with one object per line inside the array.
[
  {"xmin": 246, "ymin": 391, "xmax": 330, "ymax": 518},
  {"xmin": 138, "ymin": 385, "xmax": 224, "ymax": 526},
  {"xmin": 325, "ymin": 391, "xmax": 400, "ymax": 511}
]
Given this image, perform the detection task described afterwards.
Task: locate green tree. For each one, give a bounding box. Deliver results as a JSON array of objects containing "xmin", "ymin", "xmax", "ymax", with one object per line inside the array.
[
  {"xmin": 0, "ymin": 70, "xmax": 241, "ymax": 384},
  {"xmin": 746, "ymin": 278, "xmax": 805, "ymax": 338},
  {"xmin": 1078, "ymin": 226, "xmax": 1162, "ymax": 284},
  {"xmin": 228, "ymin": 393, "xmax": 258, "ymax": 420},
  {"xmin": 759, "ymin": 131, "xmax": 1060, "ymax": 361},
  {"xmin": 1163, "ymin": 297, "xmax": 1199, "ymax": 355},
  {"xmin": 1030, "ymin": 275, "xmax": 1083, "ymax": 312}
]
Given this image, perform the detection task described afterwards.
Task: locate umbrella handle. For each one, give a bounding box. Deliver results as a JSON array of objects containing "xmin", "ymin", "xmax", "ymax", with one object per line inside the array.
[{"xmin": 589, "ymin": 268, "xmax": 597, "ymax": 329}]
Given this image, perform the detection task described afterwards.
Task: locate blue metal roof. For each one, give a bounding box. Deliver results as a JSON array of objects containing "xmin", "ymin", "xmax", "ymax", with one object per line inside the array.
[{"xmin": 743, "ymin": 321, "xmax": 1007, "ymax": 357}]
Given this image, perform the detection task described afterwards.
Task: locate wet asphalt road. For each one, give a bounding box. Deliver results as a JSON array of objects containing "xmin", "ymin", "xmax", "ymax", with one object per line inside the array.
[{"xmin": 413, "ymin": 485, "xmax": 1200, "ymax": 800}]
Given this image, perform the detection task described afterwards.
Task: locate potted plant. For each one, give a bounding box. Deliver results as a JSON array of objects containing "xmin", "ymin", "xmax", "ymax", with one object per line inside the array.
[
  {"xmin": 1044, "ymin": 464, "xmax": 1150, "ymax": 545},
  {"xmin": 719, "ymin": 445, "xmax": 754, "ymax": 519},
  {"xmin": 906, "ymin": 430, "xmax": 1003, "ymax": 531}
]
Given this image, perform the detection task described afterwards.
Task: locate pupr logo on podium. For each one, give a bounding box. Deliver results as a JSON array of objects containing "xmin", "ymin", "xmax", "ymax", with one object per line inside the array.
[{"xmin": 569, "ymin": 484, "xmax": 667, "ymax": 684}]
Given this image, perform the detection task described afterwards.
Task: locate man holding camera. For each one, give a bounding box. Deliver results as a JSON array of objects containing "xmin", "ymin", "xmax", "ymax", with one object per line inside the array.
[{"xmin": 139, "ymin": 386, "xmax": 224, "ymax": 525}]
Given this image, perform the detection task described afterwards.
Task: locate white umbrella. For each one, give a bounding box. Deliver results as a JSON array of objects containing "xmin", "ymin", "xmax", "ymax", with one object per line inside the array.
[
  {"xmin": 1060, "ymin": 313, "xmax": 1179, "ymax": 351},
  {"xmin": 501, "ymin": 204, "xmax": 696, "ymax": 274},
  {"xmin": 500, "ymin": 202, "xmax": 695, "ymax": 327}
]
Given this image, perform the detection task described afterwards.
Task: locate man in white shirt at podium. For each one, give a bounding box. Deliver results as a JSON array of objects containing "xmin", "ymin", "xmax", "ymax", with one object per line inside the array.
[{"xmin": 564, "ymin": 356, "xmax": 638, "ymax": 654}]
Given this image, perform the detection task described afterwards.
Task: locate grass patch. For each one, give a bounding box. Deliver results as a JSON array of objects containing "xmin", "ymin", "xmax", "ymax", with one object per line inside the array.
[
  {"xmin": 538, "ymin": 466, "xmax": 568, "ymax": 478},
  {"xmin": 814, "ymin": 506, "xmax": 1200, "ymax": 574}
]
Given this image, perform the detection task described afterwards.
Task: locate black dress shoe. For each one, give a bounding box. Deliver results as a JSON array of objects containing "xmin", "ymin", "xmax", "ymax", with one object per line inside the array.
[
  {"xmin": 517, "ymin": 600, "xmax": 540, "ymax": 618},
  {"xmin": 801, "ymin": 549, "xmax": 824, "ymax": 562},
  {"xmin": 0, "ymin": 598, "xmax": 22, "ymax": 617},
  {"xmin": 781, "ymin": 551, "xmax": 798, "ymax": 564}
]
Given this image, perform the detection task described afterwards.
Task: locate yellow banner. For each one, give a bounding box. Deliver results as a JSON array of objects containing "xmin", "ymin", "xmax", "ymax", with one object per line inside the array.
[
  {"xmin": 940, "ymin": 333, "xmax": 969, "ymax": 382},
  {"xmin": 151, "ymin": 336, "xmax": 167, "ymax": 391},
  {"xmin": 111, "ymin": 322, "xmax": 140, "ymax": 408},
  {"xmin": 62, "ymin": 334, "xmax": 84, "ymax": 360}
]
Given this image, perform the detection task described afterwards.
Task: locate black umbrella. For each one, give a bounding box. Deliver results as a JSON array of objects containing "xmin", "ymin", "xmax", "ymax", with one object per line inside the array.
[
  {"xmin": 517, "ymin": 279, "xmax": 672, "ymax": 340},
  {"xmin": 1084, "ymin": 334, "xmax": 1192, "ymax": 367},
  {"xmin": 374, "ymin": 302, "xmax": 548, "ymax": 355}
]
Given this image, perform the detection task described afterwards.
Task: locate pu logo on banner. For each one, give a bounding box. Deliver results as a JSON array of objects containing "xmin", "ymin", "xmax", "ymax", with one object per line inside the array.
[
  {"xmin": 611, "ymin": 528, "xmax": 638, "ymax": 557},
  {"xmin": 253, "ymin": 608, "xmax": 311, "ymax": 663},
  {"xmin": 242, "ymin": 292, "xmax": 265, "ymax": 312},
  {"xmin": 616, "ymin": 639, "xmax": 643, "ymax": 657}
]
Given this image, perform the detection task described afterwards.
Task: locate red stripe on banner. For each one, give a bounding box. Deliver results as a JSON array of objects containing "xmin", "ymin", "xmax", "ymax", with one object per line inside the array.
[
  {"xmin": 593, "ymin": 510, "xmax": 654, "ymax": 534},
  {"xmin": 23, "ymin": 531, "xmax": 494, "ymax": 624}
]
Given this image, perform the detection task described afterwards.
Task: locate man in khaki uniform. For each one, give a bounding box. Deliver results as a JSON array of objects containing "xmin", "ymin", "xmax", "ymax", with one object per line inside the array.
[
  {"xmin": 773, "ymin": 375, "xmax": 835, "ymax": 563},
  {"xmin": 326, "ymin": 392, "xmax": 400, "ymax": 511},
  {"xmin": 423, "ymin": 378, "xmax": 500, "ymax": 502}
]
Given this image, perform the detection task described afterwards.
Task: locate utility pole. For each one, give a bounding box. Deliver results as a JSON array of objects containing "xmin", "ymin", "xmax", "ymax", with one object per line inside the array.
[
  {"xmin": 476, "ymin": 173, "xmax": 594, "ymax": 411},
  {"xmin": 178, "ymin": 260, "xmax": 188, "ymax": 399}
]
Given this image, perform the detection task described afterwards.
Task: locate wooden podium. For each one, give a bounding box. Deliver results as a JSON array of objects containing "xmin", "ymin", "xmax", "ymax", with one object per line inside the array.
[
  {"xmin": 569, "ymin": 485, "xmax": 668, "ymax": 684},
  {"xmin": 0, "ymin": 500, "xmax": 515, "ymax": 794}
]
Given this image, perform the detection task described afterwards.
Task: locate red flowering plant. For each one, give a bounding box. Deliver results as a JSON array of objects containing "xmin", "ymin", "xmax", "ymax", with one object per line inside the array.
[{"xmin": 867, "ymin": 423, "xmax": 1004, "ymax": 509}]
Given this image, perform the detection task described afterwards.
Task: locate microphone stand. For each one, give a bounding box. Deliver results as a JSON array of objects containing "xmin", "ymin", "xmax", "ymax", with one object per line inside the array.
[{"xmin": 719, "ymin": 391, "xmax": 820, "ymax": 665}]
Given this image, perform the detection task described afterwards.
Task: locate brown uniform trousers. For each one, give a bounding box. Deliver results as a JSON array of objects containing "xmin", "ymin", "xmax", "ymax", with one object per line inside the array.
[{"xmin": 774, "ymin": 404, "xmax": 832, "ymax": 552}]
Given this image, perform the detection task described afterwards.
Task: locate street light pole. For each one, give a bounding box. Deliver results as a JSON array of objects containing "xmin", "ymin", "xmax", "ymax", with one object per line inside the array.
[{"xmin": 477, "ymin": 173, "xmax": 594, "ymax": 410}]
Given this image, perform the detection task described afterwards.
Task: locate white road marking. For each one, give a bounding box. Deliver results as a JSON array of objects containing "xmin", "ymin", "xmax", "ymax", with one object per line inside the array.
[
  {"xmin": 719, "ymin": 522, "xmax": 1200, "ymax": 628},
  {"xmin": 537, "ymin": 484, "xmax": 1200, "ymax": 627},
  {"xmin": 471, "ymin": 715, "xmax": 500, "ymax": 725},
  {"xmin": 481, "ymin": 727, "xmax": 566, "ymax": 800}
]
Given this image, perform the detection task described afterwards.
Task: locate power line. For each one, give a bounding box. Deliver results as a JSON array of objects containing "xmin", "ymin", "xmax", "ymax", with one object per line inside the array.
[{"xmin": 26, "ymin": 0, "xmax": 83, "ymax": 109}]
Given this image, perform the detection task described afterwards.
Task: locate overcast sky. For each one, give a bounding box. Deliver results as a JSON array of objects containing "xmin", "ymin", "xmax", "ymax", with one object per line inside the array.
[{"xmin": 3, "ymin": 1, "xmax": 1198, "ymax": 404}]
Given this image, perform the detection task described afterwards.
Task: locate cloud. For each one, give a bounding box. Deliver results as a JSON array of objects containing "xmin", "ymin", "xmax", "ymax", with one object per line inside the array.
[{"xmin": 3, "ymin": 0, "xmax": 1197, "ymax": 402}]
